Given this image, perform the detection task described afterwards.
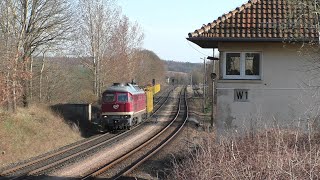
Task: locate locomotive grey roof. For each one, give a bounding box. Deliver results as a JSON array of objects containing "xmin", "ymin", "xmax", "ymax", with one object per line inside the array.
[{"xmin": 103, "ymin": 83, "xmax": 145, "ymax": 95}]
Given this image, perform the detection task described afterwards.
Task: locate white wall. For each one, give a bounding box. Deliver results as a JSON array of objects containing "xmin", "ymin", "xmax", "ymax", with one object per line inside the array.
[{"xmin": 216, "ymin": 42, "xmax": 320, "ymax": 133}]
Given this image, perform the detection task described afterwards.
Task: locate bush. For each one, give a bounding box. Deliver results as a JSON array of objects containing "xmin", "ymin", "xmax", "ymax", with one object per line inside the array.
[
  {"xmin": 69, "ymin": 90, "xmax": 98, "ymax": 104},
  {"xmin": 169, "ymin": 129, "xmax": 320, "ymax": 179}
]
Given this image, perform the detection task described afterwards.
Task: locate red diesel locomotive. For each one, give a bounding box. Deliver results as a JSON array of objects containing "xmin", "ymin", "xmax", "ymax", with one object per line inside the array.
[{"xmin": 100, "ymin": 83, "xmax": 147, "ymax": 130}]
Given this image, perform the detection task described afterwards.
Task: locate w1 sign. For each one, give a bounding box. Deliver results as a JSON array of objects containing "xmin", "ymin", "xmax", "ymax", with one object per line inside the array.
[{"xmin": 234, "ymin": 89, "xmax": 249, "ymax": 102}]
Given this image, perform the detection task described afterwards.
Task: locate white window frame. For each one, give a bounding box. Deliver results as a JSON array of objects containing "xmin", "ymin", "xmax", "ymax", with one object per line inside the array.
[{"xmin": 222, "ymin": 51, "xmax": 262, "ymax": 80}]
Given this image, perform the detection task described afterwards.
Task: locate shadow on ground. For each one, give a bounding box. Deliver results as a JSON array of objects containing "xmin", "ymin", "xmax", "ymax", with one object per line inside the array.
[{"xmin": 50, "ymin": 104, "xmax": 101, "ymax": 138}]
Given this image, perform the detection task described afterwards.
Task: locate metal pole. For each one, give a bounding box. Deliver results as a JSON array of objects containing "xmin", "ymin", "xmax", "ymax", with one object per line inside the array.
[
  {"xmin": 204, "ymin": 58, "xmax": 207, "ymax": 112},
  {"xmin": 211, "ymin": 59, "xmax": 215, "ymax": 127},
  {"xmin": 202, "ymin": 57, "xmax": 206, "ymax": 113},
  {"xmin": 207, "ymin": 52, "xmax": 219, "ymax": 128}
]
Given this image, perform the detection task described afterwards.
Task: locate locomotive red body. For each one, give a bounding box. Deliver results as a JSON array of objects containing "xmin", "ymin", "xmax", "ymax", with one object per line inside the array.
[{"xmin": 100, "ymin": 83, "xmax": 147, "ymax": 130}]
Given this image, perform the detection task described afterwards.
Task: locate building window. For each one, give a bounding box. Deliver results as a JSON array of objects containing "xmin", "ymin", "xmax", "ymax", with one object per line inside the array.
[
  {"xmin": 226, "ymin": 53, "xmax": 241, "ymax": 75},
  {"xmin": 223, "ymin": 52, "xmax": 261, "ymax": 79}
]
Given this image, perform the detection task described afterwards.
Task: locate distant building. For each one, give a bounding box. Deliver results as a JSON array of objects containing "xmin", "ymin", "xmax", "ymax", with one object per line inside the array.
[{"xmin": 188, "ymin": 0, "xmax": 320, "ymax": 133}]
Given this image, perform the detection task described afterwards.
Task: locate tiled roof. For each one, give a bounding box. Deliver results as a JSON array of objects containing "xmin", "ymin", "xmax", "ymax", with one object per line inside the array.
[{"xmin": 188, "ymin": 0, "xmax": 319, "ymax": 47}]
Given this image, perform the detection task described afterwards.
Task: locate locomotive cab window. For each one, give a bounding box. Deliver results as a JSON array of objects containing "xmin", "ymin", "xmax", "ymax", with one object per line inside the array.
[
  {"xmin": 103, "ymin": 93, "xmax": 115, "ymax": 103},
  {"xmin": 117, "ymin": 94, "xmax": 128, "ymax": 102}
]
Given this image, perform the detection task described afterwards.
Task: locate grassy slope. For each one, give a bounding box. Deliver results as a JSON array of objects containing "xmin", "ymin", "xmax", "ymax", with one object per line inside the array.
[{"xmin": 0, "ymin": 105, "xmax": 83, "ymax": 167}]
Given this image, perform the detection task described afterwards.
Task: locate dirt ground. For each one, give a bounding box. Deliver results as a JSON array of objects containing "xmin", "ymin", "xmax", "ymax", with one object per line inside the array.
[{"xmin": 127, "ymin": 86, "xmax": 214, "ymax": 179}]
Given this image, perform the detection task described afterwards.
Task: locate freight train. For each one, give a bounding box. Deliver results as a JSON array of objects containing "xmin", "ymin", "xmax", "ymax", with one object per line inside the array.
[{"xmin": 99, "ymin": 82, "xmax": 160, "ymax": 131}]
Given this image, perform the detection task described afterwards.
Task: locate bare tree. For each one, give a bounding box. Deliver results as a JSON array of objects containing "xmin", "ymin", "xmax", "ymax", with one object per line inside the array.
[
  {"xmin": 131, "ymin": 50, "xmax": 166, "ymax": 85},
  {"xmin": 76, "ymin": 1, "xmax": 145, "ymax": 94},
  {"xmin": 75, "ymin": 0, "xmax": 118, "ymax": 97},
  {"xmin": 284, "ymin": 0, "xmax": 320, "ymax": 79},
  {"xmin": 0, "ymin": 71, "xmax": 9, "ymax": 106},
  {"xmin": 284, "ymin": 0, "xmax": 319, "ymax": 43},
  {"xmin": 0, "ymin": 0, "xmax": 23, "ymax": 111},
  {"xmin": 108, "ymin": 15, "xmax": 144, "ymax": 83},
  {"xmin": 38, "ymin": 49, "xmax": 48, "ymax": 102},
  {"xmin": 0, "ymin": 0, "xmax": 73, "ymax": 111}
]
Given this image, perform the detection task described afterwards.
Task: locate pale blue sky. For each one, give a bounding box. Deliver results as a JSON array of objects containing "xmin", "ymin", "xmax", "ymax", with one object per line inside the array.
[{"xmin": 117, "ymin": 0, "xmax": 247, "ymax": 63}]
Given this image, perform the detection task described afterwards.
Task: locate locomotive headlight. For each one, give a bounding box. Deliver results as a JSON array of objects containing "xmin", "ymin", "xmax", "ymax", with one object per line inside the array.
[{"xmin": 103, "ymin": 115, "xmax": 108, "ymax": 118}]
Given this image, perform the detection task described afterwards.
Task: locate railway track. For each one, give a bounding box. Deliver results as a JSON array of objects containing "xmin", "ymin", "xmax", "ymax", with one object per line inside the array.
[
  {"xmin": 0, "ymin": 87, "xmax": 175, "ymax": 180},
  {"xmin": 193, "ymin": 88, "xmax": 202, "ymax": 97},
  {"xmin": 82, "ymin": 86, "xmax": 188, "ymax": 179},
  {"xmin": 153, "ymin": 85, "xmax": 171, "ymax": 104},
  {"xmin": 151, "ymin": 86, "xmax": 175, "ymax": 118}
]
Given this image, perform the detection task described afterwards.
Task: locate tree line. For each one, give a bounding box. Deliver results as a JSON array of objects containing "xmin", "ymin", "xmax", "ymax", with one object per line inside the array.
[{"xmin": 0, "ymin": 0, "xmax": 166, "ymax": 112}]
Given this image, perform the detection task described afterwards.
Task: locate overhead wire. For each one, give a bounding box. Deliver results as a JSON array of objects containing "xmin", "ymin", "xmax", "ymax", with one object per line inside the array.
[{"xmin": 186, "ymin": 39, "xmax": 211, "ymax": 57}]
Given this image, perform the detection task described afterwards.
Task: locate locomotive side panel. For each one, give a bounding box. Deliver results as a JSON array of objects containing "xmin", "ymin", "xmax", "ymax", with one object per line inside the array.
[
  {"xmin": 133, "ymin": 93, "xmax": 146, "ymax": 113},
  {"xmin": 131, "ymin": 93, "xmax": 147, "ymax": 124}
]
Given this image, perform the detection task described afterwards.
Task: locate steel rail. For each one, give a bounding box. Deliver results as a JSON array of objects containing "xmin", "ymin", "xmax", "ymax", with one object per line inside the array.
[
  {"xmin": 0, "ymin": 133, "xmax": 111, "ymax": 177},
  {"xmin": 112, "ymin": 87, "xmax": 188, "ymax": 179},
  {"xmin": 151, "ymin": 87, "xmax": 174, "ymax": 116},
  {"xmin": 82, "ymin": 87, "xmax": 186, "ymax": 180},
  {"xmin": 25, "ymin": 89, "xmax": 174, "ymax": 177},
  {"xmin": 0, "ymin": 87, "xmax": 174, "ymax": 180},
  {"xmin": 3, "ymin": 131, "xmax": 128, "ymax": 180},
  {"xmin": 153, "ymin": 86, "xmax": 173, "ymax": 104}
]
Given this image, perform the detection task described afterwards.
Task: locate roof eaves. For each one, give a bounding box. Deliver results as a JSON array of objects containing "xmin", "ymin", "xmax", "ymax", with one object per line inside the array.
[{"xmin": 187, "ymin": 37, "xmax": 319, "ymax": 48}]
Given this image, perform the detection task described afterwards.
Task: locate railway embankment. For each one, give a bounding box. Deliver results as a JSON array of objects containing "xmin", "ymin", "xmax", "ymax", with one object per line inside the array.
[{"xmin": 0, "ymin": 105, "xmax": 83, "ymax": 168}]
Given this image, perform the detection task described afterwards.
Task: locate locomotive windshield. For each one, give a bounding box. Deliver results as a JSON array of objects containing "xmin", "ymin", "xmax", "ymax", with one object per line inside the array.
[
  {"xmin": 103, "ymin": 93, "xmax": 115, "ymax": 103},
  {"xmin": 117, "ymin": 93, "xmax": 128, "ymax": 102}
]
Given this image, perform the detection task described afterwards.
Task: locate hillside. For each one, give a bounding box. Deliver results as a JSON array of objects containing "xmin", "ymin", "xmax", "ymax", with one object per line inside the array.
[
  {"xmin": 164, "ymin": 60, "xmax": 202, "ymax": 73},
  {"xmin": 0, "ymin": 106, "xmax": 83, "ymax": 167}
]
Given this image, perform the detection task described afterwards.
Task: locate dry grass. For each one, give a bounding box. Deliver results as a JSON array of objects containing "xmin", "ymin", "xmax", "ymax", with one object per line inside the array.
[
  {"xmin": 0, "ymin": 105, "xmax": 82, "ymax": 167},
  {"xmin": 168, "ymin": 128, "xmax": 320, "ymax": 180}
]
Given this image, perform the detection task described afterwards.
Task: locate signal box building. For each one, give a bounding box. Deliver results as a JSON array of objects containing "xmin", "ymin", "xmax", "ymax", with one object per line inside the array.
[{"xmin": 188, "ymin": 0, "xmax": 320, "ymax": 132}]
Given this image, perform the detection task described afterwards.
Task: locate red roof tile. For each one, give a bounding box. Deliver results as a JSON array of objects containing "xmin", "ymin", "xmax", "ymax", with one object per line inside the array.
[{"xmin": 188, "ymin": 0, "xmax": 319, "ymax": 46}]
